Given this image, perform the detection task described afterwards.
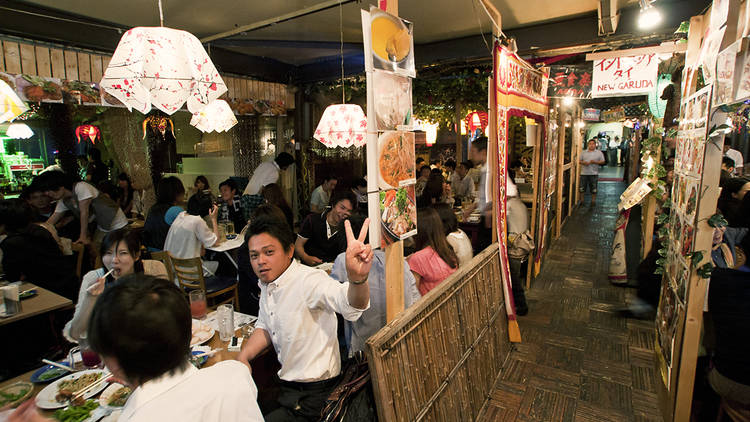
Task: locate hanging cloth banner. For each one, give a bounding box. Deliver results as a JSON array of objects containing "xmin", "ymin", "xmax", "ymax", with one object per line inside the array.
[
  {"xmin": 592, "ymin": 54, "xmax": 658, "ymax": 97},
  {"xmin": 493, "ymin": 42, "xmax": 549, "ymax": 319},
  {"xmin": 547, "ymin": 65, "xmax": 593, "ymax": 98}
]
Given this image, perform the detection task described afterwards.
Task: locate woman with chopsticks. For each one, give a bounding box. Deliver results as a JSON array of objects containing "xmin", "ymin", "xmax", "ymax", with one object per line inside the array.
[{"xmin": 63, "ymin": 229, "xmax": 167, "ymax": 342}]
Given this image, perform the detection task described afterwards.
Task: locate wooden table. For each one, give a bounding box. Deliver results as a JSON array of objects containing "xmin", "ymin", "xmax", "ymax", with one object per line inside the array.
[{"xmin": 0, "ymin": 283, "xmax": 73, "ymax": 327}]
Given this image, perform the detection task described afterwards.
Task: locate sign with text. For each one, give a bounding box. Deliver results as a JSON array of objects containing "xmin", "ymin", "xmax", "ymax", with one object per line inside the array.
[
  {"xmin": 592, "ymin": 54, "xmax": 658, "ymax": 97},
  {"xmin": 582, "ymin": 108, "xmax": 601, "ymax": 121},
  {"xmin": 547, "ymin": 65, "xmax": 592, "ymax": 98}
]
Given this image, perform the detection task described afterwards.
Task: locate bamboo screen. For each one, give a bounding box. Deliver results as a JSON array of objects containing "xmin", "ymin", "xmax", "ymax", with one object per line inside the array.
[{"xmin": 366, "ymin": 244, "xmax": 511, "ymax": 421}]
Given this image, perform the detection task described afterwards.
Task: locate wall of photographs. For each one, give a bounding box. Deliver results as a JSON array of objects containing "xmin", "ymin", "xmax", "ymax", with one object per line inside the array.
[
  {"xmin": 361, "ymin": 6, "xmax": 418, "ymax": 248},
  {"xmin": 656, "ymin": 84, "xmax": 710, "ymax": 394}
]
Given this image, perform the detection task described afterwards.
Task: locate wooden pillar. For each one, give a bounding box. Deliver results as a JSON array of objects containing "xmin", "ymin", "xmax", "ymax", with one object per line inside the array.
[
  {"xmin": 381, "ymin": 0, "xmax": 405, "ymax": 323},
  {"xmin": 455, "ymin": 100, "xmax": 463, "ymax": 161},
  {"xmin": 554, "ymin": 112, "xmax": 566, "ymax": 239}
]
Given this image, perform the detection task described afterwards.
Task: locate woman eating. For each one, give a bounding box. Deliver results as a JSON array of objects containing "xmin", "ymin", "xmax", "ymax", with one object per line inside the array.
[
  {"xmin": 433, "ymin": 203, "xmax": 473, "ymax": 267},
  {"xmin": 407, "ymin": 207, "xmax": 458, "ymax": 295},
  {"xmin": 63, "ymin": 229, "xmax": 167, "ymax": 342}
]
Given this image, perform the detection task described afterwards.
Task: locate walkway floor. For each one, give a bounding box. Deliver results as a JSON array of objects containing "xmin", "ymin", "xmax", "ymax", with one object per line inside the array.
[{"xmin": 478, "ymin": 181, "xmax": 661, "ymax": 422}]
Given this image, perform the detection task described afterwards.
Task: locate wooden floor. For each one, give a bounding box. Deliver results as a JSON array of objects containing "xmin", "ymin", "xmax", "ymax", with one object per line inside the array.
[{"xmin": 478, "ymin": 181, "xmax": 662, "ymax": 422}]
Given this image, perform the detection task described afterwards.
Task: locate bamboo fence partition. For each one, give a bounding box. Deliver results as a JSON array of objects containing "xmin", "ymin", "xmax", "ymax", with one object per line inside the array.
[{"xmin": 366, "ymin": 244, "xmax": 512, "ymax": 421}]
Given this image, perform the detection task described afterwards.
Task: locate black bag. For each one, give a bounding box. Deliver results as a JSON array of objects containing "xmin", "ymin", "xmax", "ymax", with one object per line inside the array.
[{"xmin": 320, "ymin": 351, "xmax": 377, "ymax": 422}]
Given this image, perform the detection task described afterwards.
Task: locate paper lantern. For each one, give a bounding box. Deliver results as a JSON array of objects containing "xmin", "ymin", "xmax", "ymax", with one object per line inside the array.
[
  {"xmin": 6, "ymin": 123, "xmax": 33, "ymax": 139},
  {"xmin": 143, "ymin": 115, "xmax": 174, "ymax": 140},
  {"xmin": 313, "ymin": 104, "xmax": 368, "ymax": 148},
  {"xmin": 190, "ymin": 100, "xmax": 237, "ymax": 133},
  {"xmin": 76, "ymin": 125, "xmax": 101, "ymax": 144},
  {"xmin": 101, "ymin": 27, "xmax": 227, "ymax": 115},
  {"xmin": 465, "ymin": 111, "xmax": 488, "ymax": 134},
  {"xmin": 1, "ymin": 80, "xmax": 28, "ymax": 123}
]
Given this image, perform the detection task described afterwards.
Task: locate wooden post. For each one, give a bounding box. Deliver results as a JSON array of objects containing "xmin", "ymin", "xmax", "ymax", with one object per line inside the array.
[
  {"xmin": 641, "ymin": 143, "xmax": 661, "ymax": 260},
  {"xmin": 455, "ymin": 100, "xmax": 463, "ymax": 161},
  {"xmin": 526, "ymin": 122, "xmax": 541, "ymax": 290},
  {"xmin": 554, "ymin": 113, "xmax": 566, "ymax": 239},
  {"xmin": 380, "ymin": 0, "xmax": 405, "ymax": 323}
]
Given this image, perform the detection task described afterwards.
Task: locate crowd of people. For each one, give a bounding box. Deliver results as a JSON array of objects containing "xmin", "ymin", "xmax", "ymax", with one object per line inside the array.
[{"xmin": 2, "ymin": 137, "xmax": 537, "ymax": 421}]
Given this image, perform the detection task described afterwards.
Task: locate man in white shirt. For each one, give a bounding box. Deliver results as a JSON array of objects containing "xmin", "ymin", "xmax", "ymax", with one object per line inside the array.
[
  {"xmin": 310, "ymin": 175, "xmax": 337, "ymax": 213},
  {"xmin": 37, "ymin": 171, "xmax": 127, "ymax": 248},
  {"xmin": 241, "ymin": 152, "xmax": 296, "ymax": 219},
  {"xmin": 163, "ymin": 193, "xmax": 220, "ymax": 274},
  {"xmin": 579, "ymin": 139, "xmax": 606, "ymax": 205},
  {"xmin": 453, "ymin": 160, "xmax": 476, "ymax": 201},
  {"xmin": 237, "ymin": 205, "xmax": 372, "ymax": 421},
  {"xmin": 723, "ymin": 144, "xmax": 744, "ymax": 176},
  {"xmin": 9, "ymin": 275, "xmax": 264, "ymax": 422}
]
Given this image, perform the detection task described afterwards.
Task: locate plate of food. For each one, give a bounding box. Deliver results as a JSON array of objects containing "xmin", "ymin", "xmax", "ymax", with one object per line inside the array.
[
  {"xmin": 0, "ymin": 381, "xmax": 33, "ymax": 408},
  {"xmin": 30, "ymin": 362, "xmax": 72, "ymax": 384},
  {"xmin": 380, "ymin": 186, "xmax": 417, "ymax": 241},
  {"xmin": 36, "ymin": 369, "xmax": 109, "ymax": 409},
  {"xmin": 378, "ymin": 131, "xmax": 415, "ymax": 189},
  {"xmin": 52, "ymin": 399, "xmax": 101, "ymax": 422},
  {"xmin": 191, "ymin": 319, "xmax": 215, "ymax": 346},
  {"xmin": 99, "ymin": 383, "xmax": 132, "ymax": 409}
]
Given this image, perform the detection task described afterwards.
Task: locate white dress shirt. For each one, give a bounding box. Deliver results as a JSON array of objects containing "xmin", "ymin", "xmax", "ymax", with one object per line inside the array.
[
  {"xmin": 256, "ymin": 259, "xmax": 369, "ymax": 382},
  {"xmin": 119, "ymin": 361, "xmax": 263, "ymax": 422},
  {"xmin": 163, "ymin": 212, "xmax": 217, "ymax": 259},
  {"xmin": 243, "ymin": 160, "xmax": 280, "ymax": 195}
]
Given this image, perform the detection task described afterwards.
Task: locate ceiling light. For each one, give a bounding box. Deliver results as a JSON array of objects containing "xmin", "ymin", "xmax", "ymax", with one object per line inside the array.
[{"xmin": 638, "ymin": 5, "xmax": 662, "ymax": 30}]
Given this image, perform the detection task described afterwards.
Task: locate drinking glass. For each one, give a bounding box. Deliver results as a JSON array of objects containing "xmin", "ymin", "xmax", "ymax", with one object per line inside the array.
[
  {"xmin": 189, "ymin": 290, "xmax": 207, "ymax": 320},
  {"xmin": 217, "ymin": 304, "xmax": 234, "ymax": 342},
  {"xmin": 225, "ymin": 221, "xmax": 235, "ymax": 236},
  {"xmin": 70, "ymin": 337, "xmax": 101, "ymax": 369}
]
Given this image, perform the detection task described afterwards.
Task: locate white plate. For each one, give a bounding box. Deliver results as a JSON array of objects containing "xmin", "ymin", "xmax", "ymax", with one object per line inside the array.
[
  {"xmin": 99, "ymin": 383, "xmax": 131, "ymax": 409},
  {"xmin": 191, "ymin": 319, "xmax": 215, "ymax": 346},
  {"xmin": 36, "ymin": 369, "xmax": 109, "ymax": 409}
]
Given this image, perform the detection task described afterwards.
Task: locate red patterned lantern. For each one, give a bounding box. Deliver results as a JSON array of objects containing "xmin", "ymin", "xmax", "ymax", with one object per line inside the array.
[
  {"xmin": 75, "ymin": 125, "xmax": 101, "ymax": 144},
  {"xmin": 464, "ymin": 111, "xmax": 488, "ymax": 134}
]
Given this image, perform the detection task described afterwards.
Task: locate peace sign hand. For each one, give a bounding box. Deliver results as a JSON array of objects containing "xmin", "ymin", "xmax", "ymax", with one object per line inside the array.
[{"xmin": 345, "ymin": 218, "xmax": 373, "ymax": 283}]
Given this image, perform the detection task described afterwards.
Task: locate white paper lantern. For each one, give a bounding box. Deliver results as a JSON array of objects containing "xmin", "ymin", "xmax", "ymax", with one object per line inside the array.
[
  {"xmin": 190, "ymin": 100, "xmax": 238, "ymax": 132},
  {"xmin": 6, "ymin": 123, "xmax": 33, "ymax": 139},
  {"xmin": 314, "ymin": 104, "xmax": 368, "ymax": 148}
]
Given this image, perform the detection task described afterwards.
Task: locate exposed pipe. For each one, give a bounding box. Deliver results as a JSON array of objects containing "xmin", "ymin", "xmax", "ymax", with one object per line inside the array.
[{"xmin": 200, "ymin": 0, "xmax": 360, "ymax": 43}]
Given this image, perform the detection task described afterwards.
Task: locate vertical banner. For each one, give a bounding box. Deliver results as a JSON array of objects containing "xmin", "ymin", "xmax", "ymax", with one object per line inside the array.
[
  {"xmin": 362, "ymin": 7, "xmax": 418, "ymax": 248},
  {"xmin": 493, "ymin": 44, "xmax": 549, "ymax": 292}
]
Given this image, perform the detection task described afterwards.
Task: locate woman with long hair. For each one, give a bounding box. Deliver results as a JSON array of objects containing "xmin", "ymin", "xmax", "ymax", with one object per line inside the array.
[
  {"xmin": 192, "ymin": 175, "xmax": 210, "ymax": 197},
  {"xmin": 63, "ymin": 229, "xmax": 168, "ymax": 342},
  {"xmin": 407, "ymin": 207, "xmax": 458, "ymax": 295},
  {"xmin": 117, "ymin": 172, "xmax": 135, "ymax": 216},
  {"xmin": 261, "ymin": 183, "xmax": 294, "ymax": 230},
  {"xmin": 433, "ymin": 203, "xmax": 473, "ymax": 267}
]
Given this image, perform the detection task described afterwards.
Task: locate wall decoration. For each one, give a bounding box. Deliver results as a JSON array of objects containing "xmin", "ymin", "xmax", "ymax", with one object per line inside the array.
[
  {"xmin": 373, "ymin": 71, "xmax": 412, "ymax": 131},
  {"xmin": 363, "ymin": 6, "xmax": 416, "ymax": 78},
  {"xmin": 547, "ymin": 65, "xmax": 592, "ymax": 98}
]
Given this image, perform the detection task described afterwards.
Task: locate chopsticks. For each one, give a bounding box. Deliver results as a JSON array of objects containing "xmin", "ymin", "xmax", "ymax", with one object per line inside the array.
[
  {"xmin": 71, "ymin": 371, "xmax": 111, "ymax": 401},
  {"xmin": 192, "ymin": 348, "xmax": 223, "ymax": 359},
  {"xmin": 41, "ymin": 359, "xmax": 73, "ymax": 372},
  {"xmin": 86, "ymin": 269, "xmax": 115, "ymax": 294}
]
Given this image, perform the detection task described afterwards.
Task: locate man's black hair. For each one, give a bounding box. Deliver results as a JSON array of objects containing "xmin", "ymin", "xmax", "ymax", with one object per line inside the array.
[
  {"xmin": 444, "ymin": 159, "xmax": 456, "ymax": 170},
  {"xmin": 419, "ymin": 165, "xmax": 431, "ymax": 175},
  {"xmin": 416, "ymin": 157, "xmax": 425, "ymax": 165},
  {"xmin": 353, "ymin": 177, "xmax": 367, "ymax": 189},
  {"xmin": 156, "ymin": 176, "xmax": 185, "ymax": 205},
  {"xmin": 34, "ymin": 170, "xmax": 74, "ymax": 192},
  {"xmin": 322, "ymin": 174, "xmax": 338, "ymax": 183},
  {"xmin": 460, "ymin": 160, "xmax": 474, "ymax": 170},
  {"xmin": 0, "ymin": 199, "xmax": 32, "ymax": 233},
  {"xmin": 219, "ymin": 178, "xmax": 239, "ymax": 194},
  {"xmin": 274, "ymin": 152, "xmax": 296, "ymax": 169},
  {"xmin": 186, "ymin": 192, "xmax": 213, "ymax": 217},
  {"xmin": 20, "ymin": 180, "xmax": 45, "ymax": 200},
  {"xmin": 330, "ymin": 189, "xmax": 357, "ymax": 210},
  {"xmin": 88, "ymin": 275, "xmax": 191, "ymax": 385},
  {"xmin": 245, "ymin": 204, "xmax": 296, "ymax": 251},
  {"xmin": 472, "ymin": 136, "xmax": 488, "ymax": 152},
  {"xmin": 723, "ymin": 156, "xmax": 736, "ymax": 169}
]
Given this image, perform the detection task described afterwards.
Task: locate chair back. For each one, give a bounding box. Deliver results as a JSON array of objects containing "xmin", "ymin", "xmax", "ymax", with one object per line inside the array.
[
  {"xmin": 70, "ymin": 243, "xmax": 85, "ymax": 280},
  {"xmin": 149, "ymin": 251, "xmax": 174, "ymax": 282},
  {"xmin": 167, "ymin": 254, "xmax": 206, "ymax": 292}
]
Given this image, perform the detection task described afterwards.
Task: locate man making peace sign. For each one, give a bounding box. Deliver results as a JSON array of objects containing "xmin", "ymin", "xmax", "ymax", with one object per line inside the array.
[{"xmin": 237, "ymin": 205, "xmax": 372, "ymax": 421}]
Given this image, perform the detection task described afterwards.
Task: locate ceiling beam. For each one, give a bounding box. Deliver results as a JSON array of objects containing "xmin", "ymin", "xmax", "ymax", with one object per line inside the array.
[{"xmin": 200, "ymin": 0, "xmax": 359, "ymax": 43}]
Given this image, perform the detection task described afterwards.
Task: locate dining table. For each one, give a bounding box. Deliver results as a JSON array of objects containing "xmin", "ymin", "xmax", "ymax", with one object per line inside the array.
[
  {"xmin": 206, "ymin": 234, "xmax": 246, "ymax": 270},
  {"xmin": 0, "ymin": 310, "xmax": 281, "ymax": 417},
  {"xmin": 0, "ymin": 283, "xmax": 73, "ymax": 327}
]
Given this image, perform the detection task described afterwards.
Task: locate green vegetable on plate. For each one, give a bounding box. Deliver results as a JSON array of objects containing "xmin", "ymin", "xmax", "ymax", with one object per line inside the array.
[{"xmin": 53, "ymin": 399, "xmax": 99, "ymax": 422}]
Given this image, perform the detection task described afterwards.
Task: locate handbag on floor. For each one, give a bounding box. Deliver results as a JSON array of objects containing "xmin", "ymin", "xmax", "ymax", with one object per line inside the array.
[{"xmin": 320, "ymin": 351, "xmax": 377, "ymax": 422}]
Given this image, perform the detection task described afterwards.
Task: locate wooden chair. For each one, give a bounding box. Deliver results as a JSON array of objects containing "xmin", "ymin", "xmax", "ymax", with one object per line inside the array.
[
  {"xmin": 70, "ymin": 243, "xmax": 85, "ymax": 280},
  {"xmin": 167, "ymin": 253, "xmax": 238, "ymax": 309},
  {"xmin": 149, "ymin": 251, "xmax": 174, "ymax": 282}
]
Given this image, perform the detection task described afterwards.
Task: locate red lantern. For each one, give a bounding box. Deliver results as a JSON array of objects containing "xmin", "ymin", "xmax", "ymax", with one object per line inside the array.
[
  {"xmin": 75, "ymin": 125, "xmax": 101, "ymax": 144},
  {"xmin": 464, "ymin": 111, "xmax": 488, "ymax": 134}
]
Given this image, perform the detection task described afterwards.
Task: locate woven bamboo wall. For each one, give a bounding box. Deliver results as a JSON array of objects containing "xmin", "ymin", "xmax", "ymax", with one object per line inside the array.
[
  {"xmin": 366, "ymin": 244, "xmax": 512, "ymax": 422},
  {"xmin": 0, "ymin": 38, "xmax": 294, "ymax": 108}
]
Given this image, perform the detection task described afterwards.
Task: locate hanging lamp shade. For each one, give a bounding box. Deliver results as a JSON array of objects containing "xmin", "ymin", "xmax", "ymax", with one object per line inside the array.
[
  {"xmin": 76, "ymin": 125, "xmax": 101, "ymax": 144},
  {"xmin": 314, "ymin": 104, "xmax": 368, "ymax": 148},
  {"xmin": 190, "ymin": 99, "xmax": 237, "ymax": 132},
  {"xmin": 100, "ymin": 27, "xmax": 227, "ymax": 115},
  {"xmin": 1, "ymin": 80, "xmax": 28, "ymax": 123},
  {"xmin": 465, "ymin": 111, "xmax": 488, "ymax": 134},
  {"xmin": 6, "ymin": 123, "xmax": 34, "ymax": 139}
]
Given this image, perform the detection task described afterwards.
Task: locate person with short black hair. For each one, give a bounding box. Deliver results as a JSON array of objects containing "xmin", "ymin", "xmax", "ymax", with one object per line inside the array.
[
  {"xmin": 63, "ymin": 229, "xmax": 167, "ymax": 342},
  {"xmin": 117, "ymin": 173, "xmax": 135, "ymax": 216},
  {"xmin": 463, "ymin": 137, "xmax": 493, "ymax": 251},
  {"xmin": 85, "ymin": 148, "xmax": 109, "ymax": 185},
  {"xmin": 237, "ymin": 207, "xmax": 372, "ymax": 421},
  {"xmin": 218, "ymin": 178, "xmax": 247, "ymax": 230},
  {"xmin": 296, "ymin": 190, "xmax": 356, "ymax": 265},
  {"xmin": 36, "ymin": 170, "xmax": 128, "ymax": 248},
  {"xmin": 143, "ymin": 176, "xmax": 185, "ymax": 251},
  {"xmin": 351, "ymin": 177, "xmax": 368, "ymax": 206},
  {"xmin": 453, "ymin": 161, "xmax": 476, "ymax": 201},
  {"xmin": 721, "ymin": 156, "xmax": 736, "ymax": 186},
  {"xmin": 310, "ymin": 174, "xmax": 338, "ymax": 214},
  {"xmin": 0, "ymin": 199, "xmax": 77, "ymax": 298},
  {"xmin": 20, "ymin": 181, "xmax": 55, "ymax": 223},
  {"xmin": 415, "ymin": 165, "xmax": 431, "ymax": 197},
  {"xmin": 579, "ymin": 138, "xmax": 606, "ymax": 206},
  {"xmin": 164, "ymin": 192, "xmax": 221, "ymax": 274}
]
